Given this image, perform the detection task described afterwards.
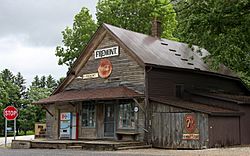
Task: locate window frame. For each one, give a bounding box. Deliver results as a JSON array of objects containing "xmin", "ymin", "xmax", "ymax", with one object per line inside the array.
[
  {"xmin": 118, "ymin": 100, "xmax": 136, "ymax": 130},
  {"xmin": 82, "ymin": 101, "xmax": 96, "ymax": 128}
]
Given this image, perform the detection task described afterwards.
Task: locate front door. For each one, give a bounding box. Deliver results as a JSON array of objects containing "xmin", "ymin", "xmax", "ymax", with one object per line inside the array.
[{"xmin": 104, "ymin": 104, "xmax": 115, "ymax": 137}]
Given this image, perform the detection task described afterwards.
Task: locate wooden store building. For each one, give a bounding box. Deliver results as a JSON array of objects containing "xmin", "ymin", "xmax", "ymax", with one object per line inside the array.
[{"xmin": 35, "ymin": 22, "xmax": 250, "ymax": 149}]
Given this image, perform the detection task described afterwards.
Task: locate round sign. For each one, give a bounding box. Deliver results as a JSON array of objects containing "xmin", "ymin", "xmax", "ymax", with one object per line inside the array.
[
  {"xmin": 134, "ymin": 107, "xmax": 139, "ymax": 112},
  {"xmin": 184, "ymin": 114, "xmax": 196, "ymax": 133},
  {"xmin": 98, "ymin": 58, "xmax": 112, "ymax": 78},
  {"xmin": 3, "ymin": 106, "xmax": 18, "ymax": 120}
]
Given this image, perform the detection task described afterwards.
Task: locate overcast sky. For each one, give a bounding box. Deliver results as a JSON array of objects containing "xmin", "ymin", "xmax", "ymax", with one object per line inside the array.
[{"xmin": 0, "ymin": 0, "xmax": 98, "ymax": 85}]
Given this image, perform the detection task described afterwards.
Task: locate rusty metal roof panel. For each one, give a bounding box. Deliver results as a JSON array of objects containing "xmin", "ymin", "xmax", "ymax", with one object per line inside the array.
[
  {"xmin": 34, "ymin": 87, "xmax": 143, "ymax": 104},
  {"xmin": 105, "ymin": 24, "xmax": 210, "ymax": 71}
]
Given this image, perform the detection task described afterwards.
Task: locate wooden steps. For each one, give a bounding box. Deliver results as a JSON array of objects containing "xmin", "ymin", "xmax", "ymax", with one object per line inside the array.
[{"xmin": 12, "ymin": 140, "xmax": 150, "ymax": 151}]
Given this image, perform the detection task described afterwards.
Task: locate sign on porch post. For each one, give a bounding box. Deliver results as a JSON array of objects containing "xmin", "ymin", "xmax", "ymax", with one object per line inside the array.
[{"xmin": 3, "ymin": 106, "xmax": 18, "ymax": 147}]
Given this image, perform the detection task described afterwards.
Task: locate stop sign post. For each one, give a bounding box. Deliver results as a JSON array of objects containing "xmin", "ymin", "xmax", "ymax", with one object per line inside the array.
[{"xmin": 3, "ymin": 106, "xmax": 18, "ymax": 147}]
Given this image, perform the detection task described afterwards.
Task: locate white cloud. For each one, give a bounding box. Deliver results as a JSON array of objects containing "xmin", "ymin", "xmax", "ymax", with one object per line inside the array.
[
  {"xmin": 0, "ymin": 0, "xmax": 98, "ymax": 86},
  {"xmin": 0, "ymin": 36, "xmax": 67, "ymax": 85}
]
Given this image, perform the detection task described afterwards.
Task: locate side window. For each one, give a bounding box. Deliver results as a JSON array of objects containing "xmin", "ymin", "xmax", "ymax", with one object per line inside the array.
[
  {"xmin": 82, "ymin": 102, "xmax": 96, "ymax": 128},
  {"xmin": 176, "ymin": 84, "xmax": 184, "ymax": 98}
]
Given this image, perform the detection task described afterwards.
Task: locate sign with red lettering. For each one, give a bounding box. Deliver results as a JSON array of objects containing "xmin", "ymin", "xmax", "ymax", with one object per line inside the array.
[
  {"xmin": 98, "ymin": 58, "xmax": 113, "ymax": 78},
  {"xmin": 3, "ymin": 106, "xmax": 18, "ymax": 120}
]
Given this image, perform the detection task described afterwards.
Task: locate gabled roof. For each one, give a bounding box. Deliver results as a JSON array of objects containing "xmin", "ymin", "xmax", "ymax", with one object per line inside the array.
[
  {"xmin": 104, "ymin": 24, "xmax": 210, "ymax": 71},
  {"xmin": 53, "ymin": 23, "xmax": 246, "ymax": 95}
]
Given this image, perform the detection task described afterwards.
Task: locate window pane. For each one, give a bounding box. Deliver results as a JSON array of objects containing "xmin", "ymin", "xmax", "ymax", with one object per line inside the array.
[
  {"xmin": 82, "ymin": 102, "xmax": 95, "ymax": 128},
  {"xmin": 118, "ymin": 100, "xmax": 135, "ymax": 129}
]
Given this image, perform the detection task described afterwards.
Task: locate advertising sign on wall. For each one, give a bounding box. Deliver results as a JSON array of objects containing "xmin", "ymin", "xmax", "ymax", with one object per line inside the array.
[{"xmin": 182, "ymin": 113, "xmax": 199, "ymax": 140}]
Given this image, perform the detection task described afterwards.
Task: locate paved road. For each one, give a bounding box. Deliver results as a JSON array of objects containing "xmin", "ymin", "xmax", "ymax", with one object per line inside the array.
[
  {"xmin": 0, "ymin": 147, "xmax": 250, "ymax": 156},
  {"xmin": 0, "ymin": 135, "xmax": 34, "ymax": 146}
]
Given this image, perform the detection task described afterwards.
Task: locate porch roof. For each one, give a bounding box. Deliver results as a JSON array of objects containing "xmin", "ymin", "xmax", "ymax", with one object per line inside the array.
[
  {"xmin": 34, "ymin": 87, "xmax": 143, "ymax": 104},
  {"xmin": 150, "ymin": 97, "xmax": 242, "ymax": 116}
]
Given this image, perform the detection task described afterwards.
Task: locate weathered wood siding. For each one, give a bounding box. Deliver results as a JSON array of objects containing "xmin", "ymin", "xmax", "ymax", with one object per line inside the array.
[
  {"xmin": 208, "ymin": 116, "xmax": 240, "ymax": 147},
  {"xmin": 239, "ymin": 106, "xmax": 250, "ymax": 145},
  {"xmin": 147, "ymin": 68, "xmax": 247, "ymax": 98},
  {"xmin": 45, "ymin": 104, "xmax": 57, "ymax": 140},
  {"xmin": 151, "ymin": 102, "xmax": 209, "ymax": 149},
  {"xmin": 66, "ymin": 33, "xmax": 145, "ymax": 94},
  {"xmin": 45, "ymin": 102, "xmax": 77, "ymax": 140}
]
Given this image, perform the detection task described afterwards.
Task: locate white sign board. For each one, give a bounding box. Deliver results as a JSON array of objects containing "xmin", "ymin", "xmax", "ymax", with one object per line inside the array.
[
  {"xmin": 94, "ymin": 46, "xmax": 119, "ymax": 59},
  {"xmin": 83, "ymin": 73, "xmax": 99, "ymax": 79}
]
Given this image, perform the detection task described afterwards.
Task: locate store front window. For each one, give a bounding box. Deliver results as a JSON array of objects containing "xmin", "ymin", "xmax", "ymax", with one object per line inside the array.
[
  {"xmin": 82, "ymin": 102, "xmax": 96, "ymax": 128},
  {"xmin": 118, "ymin": 100, "xmax": 135, "ymax": 129}
]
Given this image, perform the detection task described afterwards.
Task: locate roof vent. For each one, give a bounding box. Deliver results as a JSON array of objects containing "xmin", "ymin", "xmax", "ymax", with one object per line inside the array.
[
  {"xmin": 161, "ymin": 42, "xmax": 168, "ymax": 46},
  {"xmin": 187, "ymin": 62, "xmax": 194, "ymax": 65},
  {"xmin": 181, "ymin": 58, "xmax": 188, "ymax": 61},
  {"xmin": 169, "ymin": 49, "xmax": 176, "ymax": 52},
  {"xmin": 175, "ymin": 53, "xmax": 181, "ymax": 56}
]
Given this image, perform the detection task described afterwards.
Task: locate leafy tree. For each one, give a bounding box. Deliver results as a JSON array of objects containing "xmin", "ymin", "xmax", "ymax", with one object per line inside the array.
[
  {"xmin": 0, "ymin": 70, "xmax": 21, "ymax": 135},
  {"xmin": 55, "ymin": 7, "xmax": 97, "ymax": 67},
  {"xmin": 97, "ymin": 0, "xmax": 177, "ymax": 39},
  {"xmin": 55, "ymin": 1, "xmax": 177, "ymax": 68},
  {"xmin": 175, "ymin": 0, "xmax": 250, "ymax": 86},
  {"xmin": 22, "ymin": 75, "xmax": 58, "ymax": 134},
  {"xmin": 57, "ymin": 77, "xmax": 65, "ymax": 87}
]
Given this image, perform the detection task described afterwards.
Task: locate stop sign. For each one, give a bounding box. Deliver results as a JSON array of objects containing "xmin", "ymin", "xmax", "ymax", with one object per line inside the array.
[{"xmin": 3, "ymin": 106, "xmax": 18, "ymax": 120}]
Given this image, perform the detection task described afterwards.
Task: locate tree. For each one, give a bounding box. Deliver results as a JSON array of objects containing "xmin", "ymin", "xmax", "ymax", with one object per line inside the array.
[
  {"xmin": 0, "ymin": 70, "xmax": 21, "ymax": 135},
  {"xmin": 55, "ymin": 7, "xmax": 97, "ymax": 67},
  {"xmin": 175, "ymin": 0, "xmax": 250, "ymax": 86},
  {"xmin": 40, "ymin": 76, "xmax": 46, "ymax": 88},
  {"xmin": 14, "ymin": 72, "xmax": 26, "ymax": 98},
  {"xmin": 97, "ymin": 0, "xmax": 177, "ymax": 39},
  {"xmin": 55, "ymin": 1, "xmax": 177, "ymax": 68},
  {"xmin": 46, "ymin": 75, "xmax": 57, "ymax": 90},
  {"xmin": 31, "ymin": 75, "xmax": 40, "ymax": 87},
  {"xmin": 22, "ymin": 75, "xmax": 56, "ymax": 135}
]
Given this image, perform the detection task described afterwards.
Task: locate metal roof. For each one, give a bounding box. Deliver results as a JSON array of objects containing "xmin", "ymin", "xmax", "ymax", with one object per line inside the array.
[
  {"xmin": 104, "ymin": 24, "xmax": 212, "ymax": 72},
  {"xmin": 150, "ymin": 97, "xmax": 241, "ymax": 116},
  {"xmin": 35, "ymin": 87, "xmax": 143, "ymax": 104}
]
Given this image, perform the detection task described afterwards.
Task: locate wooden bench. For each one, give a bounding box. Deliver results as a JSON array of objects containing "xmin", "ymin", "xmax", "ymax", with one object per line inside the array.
[{"xmin": 116, "ymin": 131, "xmax": 140, "ymax": 141}]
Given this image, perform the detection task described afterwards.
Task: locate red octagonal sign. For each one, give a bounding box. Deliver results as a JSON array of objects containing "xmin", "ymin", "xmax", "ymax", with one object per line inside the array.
[{"xmin": 3, "ymin": 106, "xmax": 18, "ymax": 120}]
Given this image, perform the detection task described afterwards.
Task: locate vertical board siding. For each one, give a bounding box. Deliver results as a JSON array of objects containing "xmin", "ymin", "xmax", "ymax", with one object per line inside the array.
[
  {"xmin": 148, "ymin": 68, "xmax": 246, "ymax": 98},
  {"xmin": 152, "ymin": 102, "xmax": 209, "ymax": 149},
  {"xmin": 65, "ymin": 34, "xmax": 145, "ymax": 94},
  {"xmin": 209, "ymin": 116, "xmax": 240, "ymax": 147}
]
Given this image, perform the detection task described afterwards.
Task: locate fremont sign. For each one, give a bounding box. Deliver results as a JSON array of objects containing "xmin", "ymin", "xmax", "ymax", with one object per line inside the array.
[{"xmin": 3, "ymin": 106, "xmax": 18, "ymax": 120}]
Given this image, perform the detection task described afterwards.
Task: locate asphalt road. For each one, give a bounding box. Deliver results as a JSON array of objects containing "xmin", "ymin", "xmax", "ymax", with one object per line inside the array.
[{"xmin": 1, "ymin": 147, "xmax": 250, "ymax": 156}]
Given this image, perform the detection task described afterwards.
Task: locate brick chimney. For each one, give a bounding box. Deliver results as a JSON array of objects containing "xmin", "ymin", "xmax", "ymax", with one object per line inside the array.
[{"xmin": 151, "ymin": 17, "xmax": 162, "ymax": 38}]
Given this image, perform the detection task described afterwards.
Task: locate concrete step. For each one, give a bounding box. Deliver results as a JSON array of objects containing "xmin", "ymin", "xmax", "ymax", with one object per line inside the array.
[
  {"xmin": 116, "ymin": 144, "xmax": 152, "ymax": 150},
  {"xmin": 115, "ymin": 142, "xmax": 145, "ymax": 148},
  {"xmin": 66, "ymin": 145, "xmax": 82, "ymax": 150}
]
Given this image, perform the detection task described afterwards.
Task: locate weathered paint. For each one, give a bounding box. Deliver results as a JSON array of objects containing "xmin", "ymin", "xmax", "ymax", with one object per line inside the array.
[{"xmin": 151, "ymin": 101, "xmax": 209, "ymax": 149}]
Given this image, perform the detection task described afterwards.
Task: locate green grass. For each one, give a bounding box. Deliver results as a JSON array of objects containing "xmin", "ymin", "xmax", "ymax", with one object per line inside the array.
[{"xmin": 0, "ymin": 130, "xmax": 34, "ymax": 137}]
